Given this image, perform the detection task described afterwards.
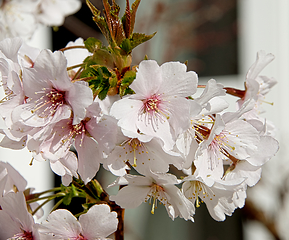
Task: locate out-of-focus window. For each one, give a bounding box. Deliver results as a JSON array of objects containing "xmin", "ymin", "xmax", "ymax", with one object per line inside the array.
[{"xmin": 130, "ymin": 0, "xmax": 238, "ymax": 77}]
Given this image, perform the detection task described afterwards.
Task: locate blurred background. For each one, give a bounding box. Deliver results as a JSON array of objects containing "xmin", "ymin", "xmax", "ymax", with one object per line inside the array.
[{"xmin": 1, "ymin": 0, "xmax": 289, "ymax": 239}]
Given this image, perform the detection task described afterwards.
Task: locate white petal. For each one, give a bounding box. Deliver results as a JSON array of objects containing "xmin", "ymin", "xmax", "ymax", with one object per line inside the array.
[
  {"xmin": 39, "ymin": 209, "xmax": 81, "ymax": 238},
  {"xmin": 79, "ymin": 204, "xmax": 118, "ymax": 239}
]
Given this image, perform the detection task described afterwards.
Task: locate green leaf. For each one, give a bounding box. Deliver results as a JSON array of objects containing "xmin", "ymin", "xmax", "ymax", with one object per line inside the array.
[
  {"xmin": 123, "ymin": 87, "xmax": 134, "ymax": 96},
  {"xmin": 80, "ymin": 64, "xmax": 98, "ymax": 79},
  {"xmin": 91, "ymin": 49, "xmax": 115, "ymax": 69},
  {"xmin": 122, "ymin": 70, "xmax": 136, "ymax": 86},
  {"xmin": 98, "ymin": 85, "xmax": 110, "ymax": 100},
  {"xmin": 119, "ymin": 70, "xmax": 136, "ymax": 96},
  {"xmin": 130, "ymin": 32, "xmax": 156, "ymax": 50},
  {"xmin": 84, "ymin": 37, "xmax": 102, "ymax": 53},
  {"xmin": 120, "ymin": 38, "xmax": 132, "ymax": 54},
  {"xmin": 85, "ymin": 66, "xmax": 112, "ymax": 100}
]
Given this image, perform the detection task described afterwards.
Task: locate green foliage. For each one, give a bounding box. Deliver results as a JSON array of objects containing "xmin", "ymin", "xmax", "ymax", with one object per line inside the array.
[
  {"xmin": 83, "ymin": 0, "xmax": 155, "ymax": 99},
  {"xmin": 120, "ymin": 38, "xmax": 131, "ymax": 54},
  {"xmin": 61, "ymin": 184, "xmax": 86, "ymax": 206},
  {"xmin": 119, "ymin": 70, "xmax": 136, "ymax": 97},
  {"xmin": 84, "ymin": 37, "xmax": 102, "ymax": 53},
  {"xmin": 86, "ymin": 0, "xmax": 155, "ymax": 57},
  {"xmin": 81, "ymin": 63, "xmax": 116, "ymax": 100}
]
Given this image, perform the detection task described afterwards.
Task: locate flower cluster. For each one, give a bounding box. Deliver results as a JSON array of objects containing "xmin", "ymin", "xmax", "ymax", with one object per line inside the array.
[
  {"xmin": 0, "ymin": 0, "xmax": 81, "ymax": 40},
  {"xmin": 0, "ymin": 0, "xmax": 279, "ymax": 239},
  {"xmin": 0, "ymin": 35, "xmax": 278, "ymax": 219}
]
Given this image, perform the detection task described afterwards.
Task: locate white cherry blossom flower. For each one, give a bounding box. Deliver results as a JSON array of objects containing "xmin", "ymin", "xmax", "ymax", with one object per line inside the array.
[
  {"xmin": 176, "ymin": 79, "xmax": 228, "ymax": 169},
  {"xmin": 38, "ymin": 204, "xmax": 118, "ymax": 240},
  {"xmin": 235, "ymin": 51, "xmax": 277, "ymax": 133},
  {"xmin": 0, "ymin": 0, "xmax": 81, "ymax": 40},
  {"xmin": 194, "ymin": 114, "xmax": 260, "ymax": 180},
  {"xmin": 110, "ymin": 171, "xmax": 195, "ymax": 221},
  {"xmin": 0, "ymin": 0, "xmax": 38, "ymax": 40},
  {"xmin": 0, "ymin": 161, "xmax": 27, "ymax": 196},
  {"xmin": 0, "ymin": 38, "xmax": 42, "ymax": 148},
  {"xmin": 49, "ymin": 151, "xmax": 78, "ymax": 186},
  {"xmin": 182, "ymin": 174, "xmax": 244, "ymax": 221},
  {"xmin": 36, "ymin": 0, "xmax": 81, "ymax": 26},
  {"xmin": 105, "ymin": 128, "xmax": 184, "ymax": 176}
]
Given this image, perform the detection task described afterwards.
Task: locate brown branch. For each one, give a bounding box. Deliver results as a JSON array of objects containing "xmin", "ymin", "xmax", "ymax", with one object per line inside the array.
[
  {"xmin": 242, "ymin": 199, "xmax": 281, "ymax": 240},
  {"xmin": 108, "ymin": 200, "xmax": 125, "ymax": 240}
]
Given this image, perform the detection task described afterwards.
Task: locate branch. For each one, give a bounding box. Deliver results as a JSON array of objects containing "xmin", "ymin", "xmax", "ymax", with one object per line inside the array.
[{"xmin": 242, "ymin": 199, "xmax": 281, "ymax": 240}]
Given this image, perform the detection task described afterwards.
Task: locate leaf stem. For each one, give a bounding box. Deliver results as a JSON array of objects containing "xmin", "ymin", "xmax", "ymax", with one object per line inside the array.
[
  {"xmin": 59, "ymin": 45, "xmax": 87, "ymax": 52},
  {"xmin": 26, "ymin": 193, "xmax": 66, "ymax": 204},
  {"xmin": 31, "ymin": 198, "xmax": 51, "ymax": 216},
  {"xmin": 67, "ymin": 64, "xmax": 84, "ymax": 71},
  {"xmin": 71, "ymin": 76, "xmax": 96, "ymax": 83},
  {"xmin": 50, "ymin": 198, "xmax": 64, "ymax": 213}
]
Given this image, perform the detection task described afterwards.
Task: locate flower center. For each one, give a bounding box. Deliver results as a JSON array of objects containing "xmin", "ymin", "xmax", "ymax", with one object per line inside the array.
[
  {"xmin": 61, "ymin": 121, "xmax": 86, "ymax": 148},
  {"xmin": 145, "ymin": 183, "xmax": 168, "ymax": 214},
  {"xmin": 142, "ymin": 94, "xmax": 161, "ymax": 114},
  {"xmin": 75, "ymin": 234, "xmax": 87, "ymax": 240},
  {"xmin": 186, "ymin": 181, "xmax": 215, "ymax": 208},
  {"xmin": 193, "ymin": 123, "xmax": 211, "ymax": 143},
  {"xmin": 11, "ymin": 231, "xmax": 33, "ymax": 240},
  {"xmin": 139, "ymin": 94, "xmax": 170, "ymax": 130},
  {"xmin": 120, "ymin": 138, "xmax": 148, "ymax": 167},
  {"xmin": 32, "ymin": 88, "xmax": 65, "ymax": 118}
]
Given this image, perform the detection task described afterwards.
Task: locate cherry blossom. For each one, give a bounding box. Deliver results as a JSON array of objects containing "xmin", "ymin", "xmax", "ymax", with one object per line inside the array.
[
  {"xmin": 0, "ymin": 161, "xmax": 27, "ymax": 196},
  {"xmin": 0, "ymin": 38, "xmax": 41, "ymax": 148},
  {"xmin": 105, "ymin": 128, "xmax": 184, "ymax": 176},
  {"xmin": 28, "ymin": 103, "xmax": 118, "ymax": 184},
  {"xmin": 182, "ymin": 174, "xmax": 244, "ymax": 221},
  {"xmin": 110, "ymin": 171, "xmax": 195, "ymax": 221},
  {"xmin": 0, "ymin": 191, "xmax": 40, "ymax": 240},
  {"xmin": 0, "ymin": 0, "xmax": 81, "ymax": 40},
  {"xmin": 38, "ymin": 204, "xmax": 118, "ymax": 240},
  {"xmin": 36, "ymin": 0, "xmax": 81, "ymax": 27},
  {"xmin": 110, "ymin": 60, "xmax": 198, "ymax": 151},
  {"xmin": 194, "ymin": 113, "xmax": 261, "ymax": 180},
  {"xmin": 18, "ymin": 49, "xmax": 93, "ymax": 127},
  {"xmin": 0, "ymin": 0, "xmax": 38, "ymax": 40}
]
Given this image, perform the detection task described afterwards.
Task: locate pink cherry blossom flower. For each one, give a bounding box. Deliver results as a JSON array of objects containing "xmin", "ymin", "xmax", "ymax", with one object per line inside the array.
[
  {"xmin": 0, "ymin": 38, "xmax": 43, "ymax": 148},
  {"xmin": 176, "ymin": 79, "xmax": 228, "ymax": 169},
  {"xmin": 17, "ymin": 49, "xmax": 93, "ymax": 127},
  {"xmin": 110, "ymin": 60, "xmax": 198, "ymax": 151},
  {"xmin": 29, "ymin": 103, "xmax": 118, "ymax": 184},
  {"xmin": 0, "ymin": 191, "xmax": 40, "ymax": 240},
  {"xmin": 38, "ymin": 204, "xmax": 118, "ymax": 240}
]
